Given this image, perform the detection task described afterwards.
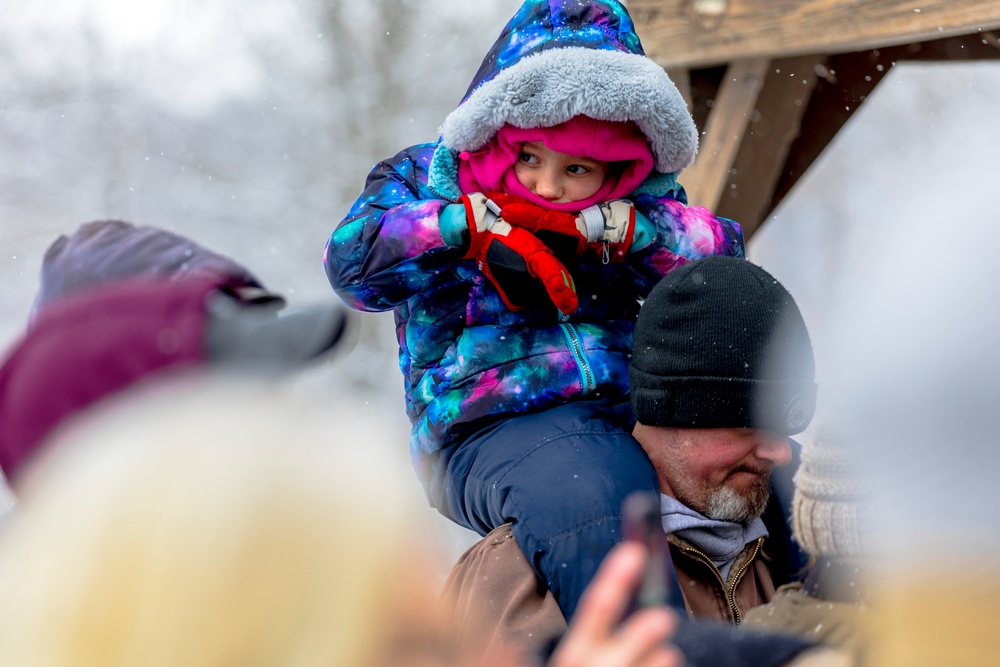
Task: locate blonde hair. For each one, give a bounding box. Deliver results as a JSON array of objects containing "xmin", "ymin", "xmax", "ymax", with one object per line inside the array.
[{"xmin": 0, "ymin": 377, "xmax": 437, "ymax": 667}]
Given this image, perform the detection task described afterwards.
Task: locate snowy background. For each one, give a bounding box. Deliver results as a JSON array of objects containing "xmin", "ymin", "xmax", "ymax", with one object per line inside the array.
[{"xmin": 2, "ymin": 0, "xmax": 999, "ymax": 560}]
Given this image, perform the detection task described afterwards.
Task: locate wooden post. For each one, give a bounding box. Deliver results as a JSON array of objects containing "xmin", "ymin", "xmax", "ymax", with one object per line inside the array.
[
  {"xmin": 681, "ymin": 58, "xmax": 769, "ymax": 210},
  {"xmin": 716, "ymin": 54, "xmax": 823, "ymax": 238}
]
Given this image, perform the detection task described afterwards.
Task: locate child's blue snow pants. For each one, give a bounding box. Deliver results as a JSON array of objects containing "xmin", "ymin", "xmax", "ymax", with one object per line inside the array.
[{"xmin": 435, "ymin": 397, "xmax": 659, "ymax": 619}]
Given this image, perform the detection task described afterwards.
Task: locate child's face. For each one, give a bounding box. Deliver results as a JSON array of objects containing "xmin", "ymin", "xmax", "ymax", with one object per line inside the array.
[{"xmin": 513, "ymin": 141, "xmax": 608, "ymax": 204}]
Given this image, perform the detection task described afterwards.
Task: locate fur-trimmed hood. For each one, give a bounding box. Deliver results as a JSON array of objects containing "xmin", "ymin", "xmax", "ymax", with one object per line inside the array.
[{"xmin": 438, "ymin": 0, "xmax": 697, "ymax": 175}]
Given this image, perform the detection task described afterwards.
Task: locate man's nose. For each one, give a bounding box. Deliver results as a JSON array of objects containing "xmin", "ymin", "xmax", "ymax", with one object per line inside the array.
[{"xmin": 753, "ymin": 430, "xmax": 793, "ymax": 467}]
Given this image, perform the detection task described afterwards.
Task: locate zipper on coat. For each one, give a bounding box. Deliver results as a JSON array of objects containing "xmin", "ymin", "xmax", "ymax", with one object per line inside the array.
[
  {"xmin": 681, "ymin": 537, "xmax": 764, "ymax": 625},
  {"xmin": 559, "ymin": 323, "xmax": 596, "ymax": 393}
]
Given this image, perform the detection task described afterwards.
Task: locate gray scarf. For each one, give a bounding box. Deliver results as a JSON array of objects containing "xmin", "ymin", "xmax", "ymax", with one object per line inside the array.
[{"xmin": 659, "ymin": 494, "xmax": 768, "ymax": 582}]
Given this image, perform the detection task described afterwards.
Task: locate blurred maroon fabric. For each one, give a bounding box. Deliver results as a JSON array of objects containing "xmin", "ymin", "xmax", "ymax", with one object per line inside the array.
[{"xmin": 0, "ymin": 275, "xmax": 228, "ymax": 481}]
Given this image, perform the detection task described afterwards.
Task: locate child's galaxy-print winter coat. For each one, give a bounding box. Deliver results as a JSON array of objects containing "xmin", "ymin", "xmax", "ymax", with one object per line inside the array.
[{"xmin": 324, "ymin": 0, "xmax": 745, "ymax": 491}]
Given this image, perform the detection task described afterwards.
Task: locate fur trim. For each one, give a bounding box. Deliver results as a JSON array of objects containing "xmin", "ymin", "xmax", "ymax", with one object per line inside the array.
[{"xmin": 440, "ymin": 47, "xmax": 697, "ymax": 175}]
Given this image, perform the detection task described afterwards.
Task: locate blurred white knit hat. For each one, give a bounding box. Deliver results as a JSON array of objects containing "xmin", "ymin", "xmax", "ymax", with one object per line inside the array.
[{"xmin": 792, "ymin": 423, "xmax": 875, "ymax": 559}]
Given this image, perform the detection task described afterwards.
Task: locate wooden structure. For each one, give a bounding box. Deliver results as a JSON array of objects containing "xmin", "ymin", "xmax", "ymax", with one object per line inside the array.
[{"xmin": 629, "ymin": 0, "xmax": 1000, "ymax": 239}]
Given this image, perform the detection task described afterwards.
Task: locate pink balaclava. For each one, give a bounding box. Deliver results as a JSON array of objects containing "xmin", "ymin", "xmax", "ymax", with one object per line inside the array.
[{"xmin": 457, "ymin": 115, "xmax": 655, "ymax": 213}]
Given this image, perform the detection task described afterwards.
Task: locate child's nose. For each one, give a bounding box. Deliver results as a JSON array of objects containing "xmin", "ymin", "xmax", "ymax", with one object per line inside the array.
[{"xmin": 533, "ymin": 172, "xmax": 562, "ymax": 200}]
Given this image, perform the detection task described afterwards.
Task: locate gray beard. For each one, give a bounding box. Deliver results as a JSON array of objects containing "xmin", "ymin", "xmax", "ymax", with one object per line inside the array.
[{"xmin": 704, "ymin": 483, "xmax": 770, "ymax": 524}]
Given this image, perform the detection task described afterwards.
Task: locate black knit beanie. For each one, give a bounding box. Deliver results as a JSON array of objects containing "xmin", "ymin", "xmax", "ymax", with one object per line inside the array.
[{"xmin": 629, "ymin": 257, "xmax": 816, "ymax": 435}]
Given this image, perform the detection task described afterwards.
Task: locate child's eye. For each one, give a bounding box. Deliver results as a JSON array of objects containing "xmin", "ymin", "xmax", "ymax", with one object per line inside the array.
[
  {"xmin": 567, "ymin": 164, "xmax": 592, "ymax": 175},
  {"xmin": 518, "ymin": 152, "xmax": 539, "ymax": 165}
]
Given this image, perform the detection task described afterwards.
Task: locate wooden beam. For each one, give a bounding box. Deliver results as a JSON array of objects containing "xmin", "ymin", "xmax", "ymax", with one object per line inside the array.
[
  {"xmin": 682, "ymin": 58, "xmax": 769, "ymax": 209},
  {"xmin": 630, "ymin": 0, "xmax": 1000, "ymax": 69},
  {"xmin": 715, "ymin": 32, "xmax": 1000, "ymax": 237},
  {"xmin": 764, "ymin": 32, "xmax": 1000, "ymax": 220},
  {"xmin": 769, "ymin": 48, "xmax": 893, "ymax": 221},
  {"xmin": 882, "ymin": 30, "xmax": 1000, "ymax": 60},
  {"xmin": 714, "ymin": 55, "xmax": 823, "ymax": 240}
]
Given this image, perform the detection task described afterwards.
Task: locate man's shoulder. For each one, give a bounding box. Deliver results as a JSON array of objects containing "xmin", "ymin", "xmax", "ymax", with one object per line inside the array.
[
  {"xmin": 442, "ymin": 524, "xmax": 566, "ymax": 659},
  {"xmin": 443, "ymin": 524, "xmax": 552, "ymax": 608},
  {"xmin": 450, "ymin": 523, "xmax": 520, "ymax": 566}
]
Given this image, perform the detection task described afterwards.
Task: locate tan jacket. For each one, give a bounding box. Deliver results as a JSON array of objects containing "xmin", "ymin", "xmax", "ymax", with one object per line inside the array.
[
  {"xmin": 442, "ymin": 522, "xmax": 780, "ymax": 658},
  {"xmin": 443, "ymin": 524, "xmax": 566, "ymax": 661},
  {"xmin": 668, "ymin": 533, "xmax": 777, "ymax": 624},
  {"xmin": 743, "ymin": 582, "xmax": 870, "ymax": 654}
]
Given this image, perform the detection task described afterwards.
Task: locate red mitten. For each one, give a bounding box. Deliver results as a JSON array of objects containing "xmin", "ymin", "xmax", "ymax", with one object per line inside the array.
[
  {"xmin": 500, "ymin": 199, "xmax": 637, "ymax": 264},
  {"xmin": 481, "ymin": 221, "xmax": 578, "ymax": 315},
  {"xmin": 497, "ymin": 202, "xmax": 582, "ymax": 244},
  {"xmin": 459, "ymin": 192, "xmax": 578, "ymax": 314},
  {"xmin": 459, "ymin": 193, "xmax": 504, "ymax": 260}
]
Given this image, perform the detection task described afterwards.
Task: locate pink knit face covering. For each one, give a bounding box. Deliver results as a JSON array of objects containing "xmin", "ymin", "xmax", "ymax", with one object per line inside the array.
[{"xmin": 457, "ymin": 115, "xmax": 655, "ymax": 212}]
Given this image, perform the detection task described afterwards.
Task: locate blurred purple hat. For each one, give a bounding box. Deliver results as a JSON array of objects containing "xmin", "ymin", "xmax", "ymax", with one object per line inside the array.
[
  {"xmin": 0, "ymin": 221, "xmax": 348, "ymax": 482},
  {"xmin": 31, "ymin": 220, "xmax": 283, "ymax": 315}
]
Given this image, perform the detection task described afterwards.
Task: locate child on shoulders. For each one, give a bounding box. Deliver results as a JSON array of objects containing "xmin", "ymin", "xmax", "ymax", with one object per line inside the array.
[{"xmin": 325, "ymin": 0, "xmax": 744, "ymax": 619}]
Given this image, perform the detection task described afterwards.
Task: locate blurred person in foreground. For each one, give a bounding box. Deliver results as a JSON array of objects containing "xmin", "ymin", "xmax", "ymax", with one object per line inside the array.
[
  {"xmin": 743, "ymin": 422, "xmax": 877, "ymax": 660},
  {"xmin": 0, "ymin": 380, "xmax": 682, "ymax": 667},
  {"xmin": 816, "ymin": 212, "xmax": 1000, "ymax": 666},
  {"xmin": 0, "ymin": 220, "xmax": 346, "ymax": 485},
  {"xmin": 0, "ymin": 220, "xmax": 684, "ymax": 667}
]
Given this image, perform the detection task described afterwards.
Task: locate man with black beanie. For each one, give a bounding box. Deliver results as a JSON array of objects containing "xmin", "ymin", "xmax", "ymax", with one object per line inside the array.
[
  {"xmin": 627, "ymin": 255, "xmax": 816, "ymax": 621},
  {"xmin": 442, "ymin": 256, "xmax": 821, "ymax": 666}
]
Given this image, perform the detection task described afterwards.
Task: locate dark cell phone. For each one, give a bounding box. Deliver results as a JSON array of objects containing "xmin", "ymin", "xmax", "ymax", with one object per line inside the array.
[{"xmin": 621, "ymin": 491, "xmax": 670, "ymax": 609}]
